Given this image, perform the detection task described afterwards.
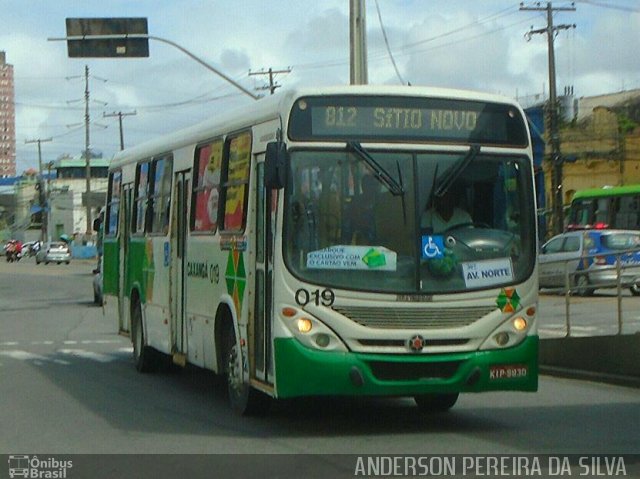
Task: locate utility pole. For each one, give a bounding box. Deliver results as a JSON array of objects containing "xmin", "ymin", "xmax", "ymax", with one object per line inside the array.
[
  {"xmin": 25, "ymin": 137, "xmax": 52, "ymax": 241},
  {"xmin": 103, "ymin": 110, "xmax": 137, "ymax": 150},
  {"xmin": 83, "ymin": 64, "xmax": 93, "ymax": 234},
  {"xmin": 67, "ymin": 65, "xmax": 106, "ymax": 236},
  {"xmin": 350, "ymin": 0, "xmax": 368, "ymax": 85},
  {"xmin": 521, "ymin": 2, "xmax": 576, "ymax": 235},
  {"xmin": 248, "ymin": 67, "xmax": 291, "ymax": 95}
]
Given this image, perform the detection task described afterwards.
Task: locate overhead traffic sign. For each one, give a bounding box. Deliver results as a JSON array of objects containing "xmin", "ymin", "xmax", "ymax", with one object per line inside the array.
[{"xmin": 65, "ymin": 18, "xmax": 149, "ymax": 58}]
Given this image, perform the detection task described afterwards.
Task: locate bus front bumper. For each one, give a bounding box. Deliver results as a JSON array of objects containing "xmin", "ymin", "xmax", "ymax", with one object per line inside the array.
[{"xmin": 273, "ymin": 335, "xmax": 538, "ymax": 398}]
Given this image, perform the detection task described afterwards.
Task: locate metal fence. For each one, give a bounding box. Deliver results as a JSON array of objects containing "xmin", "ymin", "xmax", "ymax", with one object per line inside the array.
[{"xmin": 539, "ymin": 248, "xmax": 640, "ymax": 337}]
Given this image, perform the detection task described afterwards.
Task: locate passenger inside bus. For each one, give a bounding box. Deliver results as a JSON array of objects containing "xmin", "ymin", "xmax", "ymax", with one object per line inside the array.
[
  {"xmin": 290, "ymin": 178, "xmax": 320, "ymax": 252},
  {"xmin": 342, "ymin": 174, "xmax": 378, "ymax": 244}
]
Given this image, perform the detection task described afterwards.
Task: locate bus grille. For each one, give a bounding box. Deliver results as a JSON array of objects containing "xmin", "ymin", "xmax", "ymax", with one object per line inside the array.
[
  {"xmin": 357, "ymin": 338, "xmax": 469, "ymax": 347},
  {"xmin": 367, "ymin": 360, "xmax": 462, "ymax": 381},
  {"xmin": 332, "ymin": 306, "xmax": 496, "ymax": 330}
]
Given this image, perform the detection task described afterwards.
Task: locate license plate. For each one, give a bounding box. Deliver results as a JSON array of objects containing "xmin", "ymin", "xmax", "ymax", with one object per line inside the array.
[{"xmin": 489, "ymin": 365, "xmax": 528, "ymax": 380}]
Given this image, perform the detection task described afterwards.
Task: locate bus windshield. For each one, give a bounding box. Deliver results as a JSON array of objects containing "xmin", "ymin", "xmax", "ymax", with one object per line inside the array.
[{"xmin": 284, "ymin": 148, "xmax": 536, "ymax": 294}]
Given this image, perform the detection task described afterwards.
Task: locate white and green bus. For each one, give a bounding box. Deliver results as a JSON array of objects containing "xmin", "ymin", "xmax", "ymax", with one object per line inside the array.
[
  {"xmin": 102, "ymin": 85, "xmax": 539, "ymax": 415},
  {"xmin": 566, "ymin": 184, "xmax": 640, "ymax": 231}
]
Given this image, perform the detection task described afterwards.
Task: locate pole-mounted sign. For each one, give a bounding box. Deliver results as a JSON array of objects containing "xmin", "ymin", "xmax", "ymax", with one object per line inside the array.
[
  {"xmin": 51, "ymin": 18, "xmax": 258, "ymax": 99},
  {"xmin": 66, "ymin": 17, "xmax": 149, "ymax": 58}
]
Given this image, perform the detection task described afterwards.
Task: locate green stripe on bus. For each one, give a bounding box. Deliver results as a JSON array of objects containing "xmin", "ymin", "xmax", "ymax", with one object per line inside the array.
[{"xmin": 273, "ymin": 336, "xmax": 538, "ymax": 398}]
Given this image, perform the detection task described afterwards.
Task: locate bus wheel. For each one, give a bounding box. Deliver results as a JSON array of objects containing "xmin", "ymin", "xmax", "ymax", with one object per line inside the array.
[
  {"xmin": 630, "ymin": 283, "xmax": 640, "ymax": 296},
  {"xmin": 226, "ymin": 332, "xmax": 270, "ymax": 416},
  {"xmin": 414, "ymin": 393, "xmax": 459, "ymax": 413},
  {"xmin": 131, "ymin": 300, "xmax": 160, "ymax": 373}
]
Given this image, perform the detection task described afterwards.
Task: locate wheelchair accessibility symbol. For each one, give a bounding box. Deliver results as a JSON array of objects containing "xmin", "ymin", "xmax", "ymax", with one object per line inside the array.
[{"xmin": 422, "ymin": 235, "xmax": 445, "ymax": 259}]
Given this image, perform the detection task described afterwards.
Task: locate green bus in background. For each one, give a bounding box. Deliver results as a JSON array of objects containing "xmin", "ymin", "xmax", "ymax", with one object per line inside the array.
[{"xmin": 567, "ymin": 185, "xmax": 640, "ymax": 231}]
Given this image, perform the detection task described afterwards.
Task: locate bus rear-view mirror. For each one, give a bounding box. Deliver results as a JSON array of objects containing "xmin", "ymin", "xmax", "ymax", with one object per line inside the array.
[{"xmin": 265, "ymin": 141, "xmax": 287, "ymax": 189}]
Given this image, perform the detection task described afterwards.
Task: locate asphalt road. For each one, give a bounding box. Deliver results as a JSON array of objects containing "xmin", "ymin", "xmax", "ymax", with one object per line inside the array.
[{"xmin": 0, "ymin": 259, "xmax": 638, "ymax": 478}]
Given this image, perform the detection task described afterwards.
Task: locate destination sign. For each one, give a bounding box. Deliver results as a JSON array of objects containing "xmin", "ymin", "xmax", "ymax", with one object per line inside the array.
[{"xmin": 288, "ymin": 95, "xmax": 528, "ymax": 146}]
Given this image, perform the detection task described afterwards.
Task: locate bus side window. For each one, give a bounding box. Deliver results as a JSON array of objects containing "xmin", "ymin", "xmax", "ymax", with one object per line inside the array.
[
  {"xmin": 133, "ymin": 161, "xmax": 151, "ymax": 234},
  {"xmin": 221, "ymin": 132, "xmax": 251, "ymax": 232},
  {"xmin": 150, "ymin": 155, "xmax": 173, "ymax": 234},
  {"xmin": 615, "ymin": 195, "xmax": 640, "ymax": 229},
  {"xmin": 594, "ymin": 198, "xmax": 610, "ymax": 225},
  {"xmin": 192, "ymin": 140, "xmax": 223, "ymax": 233}
]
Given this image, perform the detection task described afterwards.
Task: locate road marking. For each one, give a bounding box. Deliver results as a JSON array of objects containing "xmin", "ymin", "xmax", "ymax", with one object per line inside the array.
[
  {"xmin": 80, "ymin": 339, "xmax": 122, "ymax": 344},
  {"xmin": 0, "ymin": 350, "xmax": 50, "ymax": 361},
  {"xmin": 0, "ymin": 339, "xmax": 126, "ymax": 347},
  {"xmin": 57, "ymin": 349, "xmax": 114, "ymax": 363},
  {"xmin": 0, "ymin": 343, "xmax": 129, "ymax": 365}
]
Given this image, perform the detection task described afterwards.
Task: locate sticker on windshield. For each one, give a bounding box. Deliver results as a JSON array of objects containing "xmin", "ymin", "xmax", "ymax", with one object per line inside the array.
[
  {"xmin": 422, "ymin": 235, "xmax": 445, "ymax": 259},
  {"xmin": 306, "ymin": 245, "xmax": 397, "ymax": 271},
  {"xmin": 462, "ymin": 258, "xmax": 513, "ymax": 288}
]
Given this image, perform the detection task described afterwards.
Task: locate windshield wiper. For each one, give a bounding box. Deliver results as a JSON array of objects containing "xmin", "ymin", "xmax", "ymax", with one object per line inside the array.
[
  {"xmin": 434, "ymin": 144, "xmax": 480, "ymax": 198},
  {"xmin": 347, "ymin": 141, "xmax": 404, "ymax": 196}
]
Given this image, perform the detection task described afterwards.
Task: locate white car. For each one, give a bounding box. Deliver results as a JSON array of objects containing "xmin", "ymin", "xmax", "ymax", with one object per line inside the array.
[
  {"xmin": 35, "ymin": 241, "xmax": 72, "ymax": 265},
  {"xmin": 539, "ymin": 229, "xmax": 640, "ymax": 296}
]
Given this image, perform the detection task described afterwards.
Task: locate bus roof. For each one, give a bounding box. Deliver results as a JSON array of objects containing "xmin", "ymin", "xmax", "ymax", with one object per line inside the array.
[
  {"xmin": 109, "ymin": 84, "xmax": 525, "ymax": 170},
  {"xmin": 572, "ymin": 184, "xmax": 640, "ymax": 200}
]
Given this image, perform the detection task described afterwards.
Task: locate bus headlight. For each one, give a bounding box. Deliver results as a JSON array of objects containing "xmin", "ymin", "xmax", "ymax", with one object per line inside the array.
[
  {"xmin": 513, "ymin": 317, "xmax": 528, "ymax": 332},
  {"xmin": 480, "ymin": 315, "xmax": 533, "ymax": 350},
  {"xmin": 297, "ymin": 318, "xmax": 313, "ymax": 333},
  {"xmin": 281, "ymin": 307, "xmax": 348, "ymax": 352}
]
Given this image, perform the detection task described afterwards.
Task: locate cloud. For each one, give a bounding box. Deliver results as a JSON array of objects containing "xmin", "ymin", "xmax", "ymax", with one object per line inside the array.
[{"xmin": 4, "ymin": 0, "xmax": 640, "ymax": 173}]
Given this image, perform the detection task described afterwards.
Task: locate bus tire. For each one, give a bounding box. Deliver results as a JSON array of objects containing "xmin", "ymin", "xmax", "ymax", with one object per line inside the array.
[
  {"xmin": 414, "ymin": 393, "xmax": 459, "ymax": 412},
  {"xmin": 630, "ymin": 283, "xmax": 640, "ymax": 296},
  {"xmin": 131, "ymin": 298, "xmax": 161, "ymax": 373},
  {"xmin": 225, "ymin": 328, "xmax": 270, "ymax": 416}
]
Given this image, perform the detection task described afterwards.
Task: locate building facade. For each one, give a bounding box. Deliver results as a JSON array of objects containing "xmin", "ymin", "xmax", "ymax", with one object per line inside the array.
[
  {"xmin": 0, "ymin": 51, "xmax": 16, "ymax": 177},
  {"xmin": 538, "ymin": 89, "xmax": 640, "ymax": 238},
  {"xmin": 48, "ymin": 156, "xmax": 108, "ymax": 240}
]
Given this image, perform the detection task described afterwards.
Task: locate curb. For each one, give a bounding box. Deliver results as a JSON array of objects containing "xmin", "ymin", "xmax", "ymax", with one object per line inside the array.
[{"xmin": 540, "ymin": 365, "xmax": 640, "ymax": 389}]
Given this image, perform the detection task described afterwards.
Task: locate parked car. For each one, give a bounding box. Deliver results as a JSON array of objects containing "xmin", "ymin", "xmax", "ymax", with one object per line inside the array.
[
  {"xmin": 35, "ymin": 241, "xmax": 72, "ymax": 265},
  {"xmin": 539, "ymin": 229, "xmax": 640, "ymax": 296}
]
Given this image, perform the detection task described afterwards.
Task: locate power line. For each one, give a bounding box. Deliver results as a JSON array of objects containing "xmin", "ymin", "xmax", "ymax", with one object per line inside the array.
[
  {"xmin": 573, "ymin": 0, "xmax": 640, "ymax": 12},
  {"xmin": 373, "ymin": 0, "xmax": 405, "ymax": 85},
  {"xmin": 399, "ymin": 5, "xmax": 519, "ymax": 52},
  {"xmin": 292, "ymin": 9, "xmax": 534, "ymax": 73}
]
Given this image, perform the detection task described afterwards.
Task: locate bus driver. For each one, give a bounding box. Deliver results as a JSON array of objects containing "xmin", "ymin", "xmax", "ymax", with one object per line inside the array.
[{"xmin": 421, "ymin": 187, "xmax": 472, "ymax": 233}]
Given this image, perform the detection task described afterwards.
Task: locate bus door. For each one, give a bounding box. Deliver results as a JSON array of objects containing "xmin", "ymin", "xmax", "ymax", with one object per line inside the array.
[
  {"xmin": 170, "ymin": 170, "xmax": 189, "ymax": 360},
  {"xmin": 253, "ymin": 159, "xmax": 275, "ymax": 384},
  {"xmin": 119, "ymin": 184, "xmax": 133, "ymax": 334}
]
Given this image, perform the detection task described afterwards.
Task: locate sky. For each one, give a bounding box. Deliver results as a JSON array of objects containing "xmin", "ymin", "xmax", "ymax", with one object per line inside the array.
[{"xmin": 1, "ymin": 0, "xmax": 639, "ymax": 173}]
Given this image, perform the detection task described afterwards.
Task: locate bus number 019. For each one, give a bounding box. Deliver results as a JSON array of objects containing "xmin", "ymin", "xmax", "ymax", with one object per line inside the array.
[{"xmin": 295, "ymin": 288, "xmax": 335, "ymax": 307}]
